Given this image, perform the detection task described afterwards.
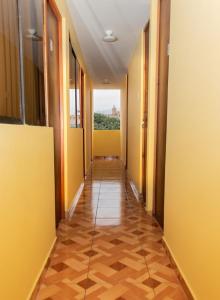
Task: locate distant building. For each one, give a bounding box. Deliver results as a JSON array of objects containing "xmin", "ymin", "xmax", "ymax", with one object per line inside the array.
[
  {"xmin": 95, "ymin": 105, "xmax": 120, "ymax": 119},
  {"xmin": 111, "ymin": 105, "xmax": 120, "ymax": 118}
]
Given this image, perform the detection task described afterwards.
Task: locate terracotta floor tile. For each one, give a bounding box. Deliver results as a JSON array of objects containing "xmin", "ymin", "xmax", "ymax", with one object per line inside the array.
[
  {"xmin": 96, "ymin": 207, "xmax": 124, "ymax": 219},
  {"xmin": 96, "ymin": 218, "xmax": 122, "ymax": 226},
  {"xmin": 35, "ymin": 159, "xmax": 188, "ymax": 300},
  {"xmin": 98, "ymin": 199, "xmax": 125, "ymax": 208}
]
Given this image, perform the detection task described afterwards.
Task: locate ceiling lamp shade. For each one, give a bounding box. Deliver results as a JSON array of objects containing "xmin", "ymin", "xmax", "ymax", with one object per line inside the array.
[
  {"xmin": 103, "ymin": 30, "xmax": 118, "ymax": 43},
  {"xmin": 103, "ymin": 79, "xmax": 111, "ymax": 84},
  {"xmin": 25, "ymin": 29, "xmax": 42, "ymax": 41}
]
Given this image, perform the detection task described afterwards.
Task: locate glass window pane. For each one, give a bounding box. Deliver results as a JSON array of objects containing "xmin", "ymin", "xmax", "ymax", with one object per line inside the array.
[
  {"xmin": 20, "ymin": 0, "xmax": 45, "ymax": 125},
  {"xmin": 69, "ymin": 41, "xmax": 76, "ymax": 128},
  {"xmin": 76, "ymin": 60, "xmax": 81, "ymax": 128},
  {"xmin": 0, "ymin": 0, "xmax": 22, "ymax": 122}
]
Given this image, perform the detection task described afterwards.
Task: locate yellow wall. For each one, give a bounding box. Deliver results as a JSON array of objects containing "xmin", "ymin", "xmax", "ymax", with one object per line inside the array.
[
  {"xmin": 66, "ymin": 129, "xmax": 84, "ymax": 209},
  {"xmin": 127, "ymin": 33, "xmax": 144, "ymax": 193},
  {"xmin": 127, "ymin": 1, "xmax": 159, "ymax": 209},
  {"xmin": 120, "ymin": 76, "xmax": 128, "ymax": 167},
  {"xmin": 84, "ymin": 75, "xmax": 92, "ymax": 174},
  {"xmin": 164, "ymin": 1, "xmax": 220, "ymax": 298},
  {"xmin": 93, "ymin": 130, "xmax": 121, "ymax": 157},
  {"xmin": 0, "ymin": 125, "xmax": 56, "ymax": 300},
  {"xmin": 54, "ymin": 0, "xmax": 92, "ymax": 210}
]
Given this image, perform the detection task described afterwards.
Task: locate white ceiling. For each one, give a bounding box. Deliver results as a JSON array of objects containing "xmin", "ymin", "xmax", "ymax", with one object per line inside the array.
[{"xmin": 66, "ymin": 0, "xmax": 150, "ymax": 86}]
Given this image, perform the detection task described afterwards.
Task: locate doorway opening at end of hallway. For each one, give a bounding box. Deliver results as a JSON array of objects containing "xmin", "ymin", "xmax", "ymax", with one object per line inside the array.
[{"xmin": 92, "ymin": 89, "xmax": 121, "ymax": 160}]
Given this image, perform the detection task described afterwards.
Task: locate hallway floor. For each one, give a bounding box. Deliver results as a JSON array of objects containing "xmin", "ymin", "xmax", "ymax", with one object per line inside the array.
[{"xmin": 36, "ymin": 159, "xmax": 188, "ymax": 300}]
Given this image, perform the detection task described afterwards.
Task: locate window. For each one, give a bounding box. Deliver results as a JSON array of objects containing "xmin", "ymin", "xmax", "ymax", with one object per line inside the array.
[
  {"xmin": 93, "ymin": 89, "xmax": 121, "ymax": 130},
  {"xmin": 0, "ymin": 0, "xmax": 22, "ymax": 123},
  {"xmin": 20, "ymin": 0, "xmax": 45, "ymax": 125},
  {"xmin": 69, "ymin": 40, "xmax": 76, "ymax": 128},
  {"xmin": 69, "ymin": 39, "xmax": 82, "ymax": 128},
  {"xmin": 76, "ymin": 60, "xmax": 81, "ymax": 128},
  {"xmin": 0, "ymin": 0, "xmax": 45, "ymax": 125}
]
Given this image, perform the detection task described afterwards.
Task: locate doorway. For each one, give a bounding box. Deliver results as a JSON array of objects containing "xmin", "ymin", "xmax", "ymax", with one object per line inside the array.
[
  {"xmin": 142, "ymin": 23, "xmax": 150, "ymax": 202},
  {"xmin": 154, "ymin": 0, "xmax": 171, "ymax": 228},
  {"xmin": 45, "ymin": 0, "xmax": 64, "ymax": 226},
  {"xmin": 92, "ymin": 89, "xmax": 121, "ymax": 159}
]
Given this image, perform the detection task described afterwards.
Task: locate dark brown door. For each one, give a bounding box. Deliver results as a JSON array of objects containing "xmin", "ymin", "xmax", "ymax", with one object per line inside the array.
[
  {"xmin": 154, "ymin": 0, "xmax": 171, "ymax": 228},
  {"xmin": 46, "ymin": 1, "xmax": 62, "ymax": 226},
  {"xmin": 142, "ymin": 23, "xmax": 150, "ymax": 202}
]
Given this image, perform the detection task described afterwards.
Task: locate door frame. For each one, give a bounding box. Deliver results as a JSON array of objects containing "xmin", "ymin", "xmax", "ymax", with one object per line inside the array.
[
  {"xmin": 80, "ymin": 69, "xmax": 86, "ymax": 177},
  {"xmin": 153, "ymin": 0, "xmax": 171, "ymax": 227},
  {"xmin": 142, "ymin": 22, "xmax": 150, "ymax": 202},
  {"xmin": 44, "ymin": 0, "xmax": 65, "ymax": 221},
  {"xmin": 125, "ymin": 75, "xmax": 129, "ymax": 170}
]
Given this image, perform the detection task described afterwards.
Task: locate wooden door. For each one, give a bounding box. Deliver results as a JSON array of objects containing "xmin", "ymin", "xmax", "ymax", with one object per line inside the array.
[
  {"xmin": 142, "ymin": 23, "xmax": 150, "ymax": 202},
  {"xmin": 46, "ymin": 0, "xmax": 63, "ymax": 226},
  {"xmin": 154, "ymin": 0, "xmax": 171, "ymax": 228}
]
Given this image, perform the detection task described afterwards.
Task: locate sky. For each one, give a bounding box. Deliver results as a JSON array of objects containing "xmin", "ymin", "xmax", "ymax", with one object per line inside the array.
[{"xmin": 93, "ymin": 89, "xmax": 121, "ymax": 113}]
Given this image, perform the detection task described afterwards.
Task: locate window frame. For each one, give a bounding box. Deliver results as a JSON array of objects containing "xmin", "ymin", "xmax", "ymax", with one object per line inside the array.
[
  {"xmin": 69, "ymin": 38, "xmax": 77, "ymax": 128},
  {"xmin": 69, "ymin": 37, "xmax": 83, "ymax": 129},
  {"xmin": 19, "ymin": 0, "xmax": 46, "ymax": 126},
  {"xmin": 76, "ymin": 59, "xmax": 81, "ymax": 128},
  {"xmin": 0, "ymin": 0, "xmax": 24, "ymax": 125},
  {"xmin": 0, "ymin": 0, "xmax": 46, "ymax": 126}
]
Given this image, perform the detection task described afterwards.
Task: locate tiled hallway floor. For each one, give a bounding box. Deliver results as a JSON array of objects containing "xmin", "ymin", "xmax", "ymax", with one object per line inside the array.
[{"xmin": 36, "ymin": 159, "xmax": 188, "ymax": 300}]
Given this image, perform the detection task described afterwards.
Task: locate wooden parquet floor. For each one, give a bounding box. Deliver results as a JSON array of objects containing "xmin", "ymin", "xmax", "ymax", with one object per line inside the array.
[{"xmin": 35, "ymin": 159, "xmax": 188, "ymax": 300}]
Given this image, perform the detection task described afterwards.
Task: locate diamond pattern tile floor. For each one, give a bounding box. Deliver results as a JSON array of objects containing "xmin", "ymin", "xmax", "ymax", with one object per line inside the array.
[{"xmin": 35, "ymin": 159, "xmax": 188, "ymax": 300}]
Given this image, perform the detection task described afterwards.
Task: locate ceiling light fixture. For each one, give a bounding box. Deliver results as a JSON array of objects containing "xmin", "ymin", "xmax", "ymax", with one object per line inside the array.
[
  {"xmin": 25, "ymin": 29, "xmax": 42, "ymax": 41},
  {"xmin": 103, "ymin": 30, "xmax": 118, "ymax": 43},
  {"xmin": 103, "ymin": 79, "xmax": 111, "ymax": 84}
]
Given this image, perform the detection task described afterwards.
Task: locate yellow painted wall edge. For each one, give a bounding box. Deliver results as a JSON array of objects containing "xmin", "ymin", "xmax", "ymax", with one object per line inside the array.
[
  {"xmin": 0, "ymin": 125, "xmax": 56, "ymax": 300},
  {"xmin": 54, "ymin": 0, "xmax": 92, "ymax": 211},
  {"xmin": 27, "ymin": 237, "xmax": 57, "ymax": 300},
  {"xmin": 126, "ymin": 0, "xmax": 160, "ymax": 209},
  {"xmin": 164, "ymin": 0, "xmax": 220, "ymax": 298},
  {"xmin": 120, "ymin": 76, "xmax": 128, "ymax": 167},
  {"xmin": 145, "ymin": 0, "xmax": 220, "ymax": 298},
  {"xmin": 127, "ymin": 32, "xmax": 144, "ymax": 194}
]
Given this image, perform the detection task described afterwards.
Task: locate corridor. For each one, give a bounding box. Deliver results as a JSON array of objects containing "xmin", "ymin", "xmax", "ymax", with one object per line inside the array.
[
  {"xmin": 1, "ymin": 0, "xmax": 220, "ymax": 298},
  {"xmin": 35, "ymin": 159, "xmax": 187, "ymax": 300}
]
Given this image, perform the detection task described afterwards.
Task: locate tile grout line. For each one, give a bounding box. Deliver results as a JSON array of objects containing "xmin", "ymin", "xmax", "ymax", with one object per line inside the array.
[
  {"xmin": 84, "ymin": 174, "xmax": 102, "ymax": 299},
  {"xmin": 34, "ymin": 160, "xmax": 188, "ymax": 299},
  {"xmin": 124, "ymin": 174, "xmax": 156, "ymax": 298},
  {"xmin": 83, "ymin": 163, "xmax": 156, "ymax": 298}
]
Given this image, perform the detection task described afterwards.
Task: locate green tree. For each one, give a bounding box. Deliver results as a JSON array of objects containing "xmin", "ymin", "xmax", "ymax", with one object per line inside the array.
[{"xmin": 94, "ymin": 113, "xmax": 120, "ymax": 130}]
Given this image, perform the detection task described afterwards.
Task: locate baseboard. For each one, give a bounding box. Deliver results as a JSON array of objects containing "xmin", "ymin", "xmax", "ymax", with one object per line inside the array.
[
  {"xmin": 162, "ymin": 237, "xmax": 196, "ymax": 300},
  {"xmin": 129, "ymin": 179, "xmax": 142, "ymax": 201},
  {"xmin": 145, "ymin": 209, "xmax": 153, "ymax": 216},
  {"xmin": 28, "ymin": 237, "xmax": 57, "ymax": 300},
  {"xmin": 66, "ymin": 182, "xmax": 84, "ymax": 218},
  {"xmin": 85, "ymin": 161, "xmax": 92, "ymax": 179}
]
